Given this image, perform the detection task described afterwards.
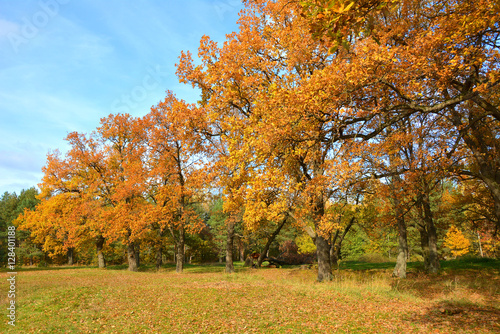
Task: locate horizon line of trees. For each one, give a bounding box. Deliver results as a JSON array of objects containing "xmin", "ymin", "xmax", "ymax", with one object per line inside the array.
[{"xmin": 1, "ymin": 185, "xmax": 498, "ymax": 271}]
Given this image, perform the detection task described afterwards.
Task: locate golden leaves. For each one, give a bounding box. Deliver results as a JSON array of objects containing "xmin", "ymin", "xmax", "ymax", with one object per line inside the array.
[{"xmin": 444, "ymin": 225, "xmax": 471, "ymax": 258}]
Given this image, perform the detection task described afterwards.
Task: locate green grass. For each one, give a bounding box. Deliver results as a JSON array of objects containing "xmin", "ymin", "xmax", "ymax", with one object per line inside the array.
[
  {"xmin": 0, "ymin": 259, "xmax": 498, "ymax": 333},
  {"xmin": 339, "ymin": 257, "xmax": 500, "ymax": 272},
  {"xmin": 440, "ymin": 257, "xmax": 500, "ymax": 270}
]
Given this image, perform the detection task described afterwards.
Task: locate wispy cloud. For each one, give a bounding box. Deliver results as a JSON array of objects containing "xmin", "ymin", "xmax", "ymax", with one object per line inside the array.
[
  {"xmin": 0, "ymin": 0, "xmax": 243, "ymax": 194},
  {"xmin": 0, "ymin": 18, "xmax": 20, "ymax": 38}
]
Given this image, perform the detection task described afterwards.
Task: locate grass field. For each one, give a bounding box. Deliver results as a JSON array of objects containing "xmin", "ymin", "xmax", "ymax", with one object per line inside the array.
[{"xmin": 1, "ymin": 259, "xmax": 499, "ymax": 333}]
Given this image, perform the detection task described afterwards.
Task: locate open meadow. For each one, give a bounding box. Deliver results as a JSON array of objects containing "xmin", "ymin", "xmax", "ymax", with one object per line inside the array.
[{"xmin": 1, "ymin": 259, "xmax": 499, "ymax": 333}]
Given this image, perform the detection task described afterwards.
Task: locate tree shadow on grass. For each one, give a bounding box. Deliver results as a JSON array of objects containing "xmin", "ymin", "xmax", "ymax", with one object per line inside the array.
[
  {"xmin": 391, "ymin": 269, "xmax": 500, "ymax": 303},
  {"xmin": 407, "ymin": 300, "xmax": 500, "ymax": 333}
]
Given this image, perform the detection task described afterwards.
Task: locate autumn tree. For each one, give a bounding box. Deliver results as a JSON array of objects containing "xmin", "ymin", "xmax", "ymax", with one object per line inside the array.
[
  {"xmin": 439, "ymin": 179, "xmax": 500, "ymax": 258},
  {"xmin": 178, "ymin": 0, "xmax": 427, "ymax": 281},
  {"xmin": 144, "ymin": 92, "xmax": 208, "ymax": 273},
  {"xmin": 444, "ymin": 225, "xmax": 471, "ymax": 258},
  {"xmin": 299, "ymin": 0, "xmax": 500, "ymax": 229},
  {"xmin": 16, "ymin": 192, "xmax": 90, "ymax": 265},
  {"xmin": 30, "ymin": 114, "xmax": 149, "ymax": 271}
]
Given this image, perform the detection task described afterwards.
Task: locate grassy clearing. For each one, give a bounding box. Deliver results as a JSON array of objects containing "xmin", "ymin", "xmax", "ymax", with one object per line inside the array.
[{"xmin": 0, "ymin": 260, "xmax": 498, "ymax": 333}]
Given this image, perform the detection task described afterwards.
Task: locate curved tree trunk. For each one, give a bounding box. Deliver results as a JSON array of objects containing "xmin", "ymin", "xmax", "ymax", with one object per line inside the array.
[
  {"xmin": 330, "ymin": 217, "xmax": 355, "ymax": 268},
  {"xmin": 257, "ymin": 216, "xmax": 287, "ymax": 267}
]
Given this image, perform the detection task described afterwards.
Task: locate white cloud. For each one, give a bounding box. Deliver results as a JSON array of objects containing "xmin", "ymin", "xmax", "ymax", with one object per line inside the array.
[{"xmin": 0, "ymin": 18, "xmax": 20, "ymax": 38}]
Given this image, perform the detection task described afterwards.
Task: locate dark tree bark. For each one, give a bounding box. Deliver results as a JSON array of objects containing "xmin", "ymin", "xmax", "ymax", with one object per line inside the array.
[
  {"xmin": 330, "ymin": 230, "xmax": 340, "ymax": 267},
  {"xmin": 96, "ymin": 235, "xmax": 106, "ymax": 268},
  {"xmin": 127, "ymin": 243, "xmax": 138, "ymax": 272},
  {"xmin": 176, "ymin": 228, "xmax": 185, "ymax": 273},
  {"xmin": 257, "ymin": 216, "xmax": 287, "ymax": 267},
  {"xmin": 421, "ymin": 188, "xmax": 440, "ymax": 273},
  {"xmin": 238, "ymin": 237, "xmax": 245, "ymax": 262},
  {"xmin": 330, "ymin": 217, "xmax": 355, "ymax": 267},
  {"xmin": 225, "ymin": 220, "xmax": 235, "ymax": 273},
  {"xmin": 316, "ymin": 234, "xmax": 333, "ymax": 282},
  {"xmin": 415, "ymin": 176, "xmax": 440, "ymax": 273},
  {"xmin": 67, "ymin": 248, "xmax": 74, "ymax": 265},
  {"xmin": 418, "ymin": 225, "xmax": 430, "ymax": 269},
  {"xmin": 306, "ymin": 195, "xmax": 333, "ymax": 282}
]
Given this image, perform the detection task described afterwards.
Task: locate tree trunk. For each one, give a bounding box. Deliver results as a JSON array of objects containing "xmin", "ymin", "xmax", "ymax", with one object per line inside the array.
[
  {"xmin": 257, "ymin": 217, "xmax": 287, "ymax": 267},
  {"xmin": 173, "ymin": 244, "xmax": 177, "ymax": 263},
  {"xmin": 67, "ymin": 248, "xmax": 74, "ymax": 265},
  {"xmin": 389, "ymin": 151, "xmax": 408, "ymax": 279},
  {"xmin": 330, "ymin": 244, "xmax": 340, "ymax": 268},
  {"xmin": 156, "ymin": 245, "xmax": 163, "ymax": 270},
  {"xmin": 418, "ymin": 225, "xmax": 430, "ymax": 268},
  {"xmin": 176, "ymin": 228, "xmax": 185, "ymax": 273},
  {"xmin": 225, "ymin": 220, "xmax": 235, "ymax": 273},
  {"xmin": 308, "ymin": 193, "xmax": 332, "ymax": 282},
  {"xmin": 184, "ymin": 244, "xmax": 188, "ymax": 264},
  {"xmin": 238, "ymin": 237, "xmax": 245, "ymax": 262},
  {"xmin": 316, "ymin": 234, "xmax": 333, "ymax": 282},
  {"xmin": 330, "ymin": 229, "xmax": 340, "ymax": 268},
  {"xmin": 127, "ymin": 243, "xmax": 138, "ymax": 272},
  {"xmin": 423, "ymin": 201, "xmax": 440, "ymax": 273},
  {"xmin": 96, "ymin": 236, "xmax": 106, "ymax": 268},
  {"xmin": 330, "ymin": 217, "xmax": 355, "ymax": 267},
  {"xmin": 393, "ymin": 211, "xmax": 408, "ymax": 278}
]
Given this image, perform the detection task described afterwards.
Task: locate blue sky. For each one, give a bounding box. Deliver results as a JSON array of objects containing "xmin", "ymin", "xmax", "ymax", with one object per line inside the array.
[{"xmin": 0, "ymin": 0, "xmax": 243, "ymax": 195}]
